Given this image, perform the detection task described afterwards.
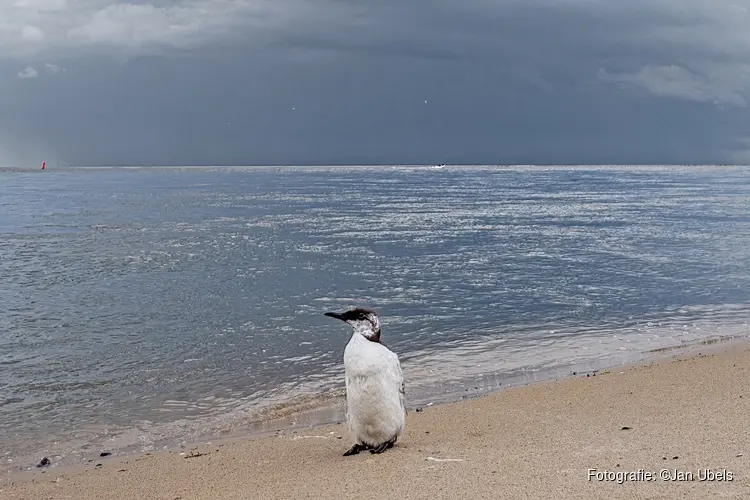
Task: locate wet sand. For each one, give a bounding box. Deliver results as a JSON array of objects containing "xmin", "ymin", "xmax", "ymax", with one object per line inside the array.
[{"xmin": 3, "ymin": 340, "xmax": 748, "ymax": 500}]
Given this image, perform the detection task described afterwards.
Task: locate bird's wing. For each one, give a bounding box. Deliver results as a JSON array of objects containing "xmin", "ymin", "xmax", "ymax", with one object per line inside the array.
[
  {"xmin": 400, "ymin": 376, "xmax": 406, "ymax": 414},
  {"xmin": 391, "ymin": 354, "xmax": 405, "ymax": 411},
  {"xmin": 376, "ymin": 344, "xmax": 406, "ymax": 411}
]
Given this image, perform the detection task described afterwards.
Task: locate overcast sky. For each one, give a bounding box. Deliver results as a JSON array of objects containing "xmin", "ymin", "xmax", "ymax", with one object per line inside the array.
[{"xmin": 1, "ymin": 0, "xmax": 749, "ymax": 166}]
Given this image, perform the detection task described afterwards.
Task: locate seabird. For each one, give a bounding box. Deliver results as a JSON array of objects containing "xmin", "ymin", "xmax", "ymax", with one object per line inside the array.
[{"xmin": 324, "ymin": 307, "xmax": 406, "ymax": 456}]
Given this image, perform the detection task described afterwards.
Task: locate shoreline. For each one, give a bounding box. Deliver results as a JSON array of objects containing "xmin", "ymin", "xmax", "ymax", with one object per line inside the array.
[
  {"xmin": 3, "ymin": 331, "xmax": 746, "ymax": 480},
  {"xmin": 3, "ymin": 334, "xmax": 749, "ymax": 498}
]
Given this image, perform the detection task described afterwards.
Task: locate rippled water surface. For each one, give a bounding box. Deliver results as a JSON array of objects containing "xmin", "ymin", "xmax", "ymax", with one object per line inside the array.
[{"xmin": 1, "ymin": 165, "xmax": 749, "ymax": 472}]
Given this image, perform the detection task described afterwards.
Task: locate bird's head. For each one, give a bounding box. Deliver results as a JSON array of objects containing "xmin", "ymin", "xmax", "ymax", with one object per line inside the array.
[{"xmin": 324, "ymin": 307, "xmax": 381, "ymax": 343}]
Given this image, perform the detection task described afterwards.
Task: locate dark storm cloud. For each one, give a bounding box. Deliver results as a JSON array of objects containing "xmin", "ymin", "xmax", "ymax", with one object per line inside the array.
[{"xmin": 1, "ymin": 0, "xmax": 749, "ymax": 166}]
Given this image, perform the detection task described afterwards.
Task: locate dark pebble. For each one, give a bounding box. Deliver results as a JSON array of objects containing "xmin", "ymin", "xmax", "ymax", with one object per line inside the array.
[
  {"xmin": 672, "ymin": 456, "xmax": 679, "ymax": 460},
  {"xmin": 100, "ymin": 452, "xmax": 112, "ymax": 457},
  {"xmin": 572, "ymin": 372, "xmax": 577, "ymax": 375},
  {"xmin": 95, "ymin": 463, "xmax": 103, "ymax": 467},
  {"xmin": 621, "ymin": 426, "xmax": 632, "ymax": 430},
  {"xmin": 36, "ymin": 457, "xmax": 51, "ymax": 468},
  {"xmin": 415, "ymin": 408, "xmax": 423, "ymax": 413}
]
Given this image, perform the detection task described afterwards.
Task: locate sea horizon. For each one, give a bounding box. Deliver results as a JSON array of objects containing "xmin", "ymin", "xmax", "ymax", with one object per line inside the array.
[{"xmin": 1, "ymin": 163, "xmax": 749, "ymax": 171}]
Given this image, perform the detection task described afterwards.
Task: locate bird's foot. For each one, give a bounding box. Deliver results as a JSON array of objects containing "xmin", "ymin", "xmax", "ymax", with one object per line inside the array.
[
  {"xmin": 343, "ymin": 443, "xmax": 367, "ymax": 456},
  {"xmin": 369, "ymin": 438, "xmax": 396, "ymax": 454}
]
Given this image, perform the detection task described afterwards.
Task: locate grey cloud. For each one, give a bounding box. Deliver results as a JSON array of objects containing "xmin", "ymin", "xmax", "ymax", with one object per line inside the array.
[
  {"xmin": 0, "ymin": 0, "xmax": 306, "ymax": 59},
  {"xmin": 599, "ymin": 65, "xmax": 748, "ymax": 108},
  {"xmin": 44, "ymin": 62, "xmax": 65, "ymax": 73},
  {"xmin": 1, "ymin": 0, "xmax": 749, "ymax": 166},
  {"xmin": 17, "ymin": 66, "xmax": 38, "ymax": 78}
]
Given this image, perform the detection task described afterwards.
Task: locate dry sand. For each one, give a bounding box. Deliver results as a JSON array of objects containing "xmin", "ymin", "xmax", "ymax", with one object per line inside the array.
[{"xmin": 3, "ymin": 341, "xmax": 749, "ymax": 500}]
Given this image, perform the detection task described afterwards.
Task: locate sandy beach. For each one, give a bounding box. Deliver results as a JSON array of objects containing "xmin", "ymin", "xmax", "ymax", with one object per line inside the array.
[{"xmin": 3, "ymin": 340, "xmax": 748, "ymax": 500}]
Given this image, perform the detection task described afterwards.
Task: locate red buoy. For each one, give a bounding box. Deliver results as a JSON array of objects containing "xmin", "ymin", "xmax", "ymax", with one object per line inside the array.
[{"xmin": 41, "ymin": 161, "xmax": 46, "ymax": 170}]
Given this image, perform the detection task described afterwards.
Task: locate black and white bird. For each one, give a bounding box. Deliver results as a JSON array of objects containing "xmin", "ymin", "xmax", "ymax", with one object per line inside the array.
[{"xmin": 324, "ymin": 307, "xmax": 405, "ymax": 456}]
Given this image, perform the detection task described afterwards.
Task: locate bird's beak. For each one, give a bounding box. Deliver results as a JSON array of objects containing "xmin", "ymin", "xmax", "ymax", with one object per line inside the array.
[{"xmin": 324, "ymin": 311, "xmax": 345, "ymax": 321}]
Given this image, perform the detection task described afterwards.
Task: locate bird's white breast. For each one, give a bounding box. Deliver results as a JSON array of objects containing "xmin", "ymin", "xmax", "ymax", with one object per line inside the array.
[{"xmin": 343, "ymin": 334, "xmax": 405, "ymax": 447}]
